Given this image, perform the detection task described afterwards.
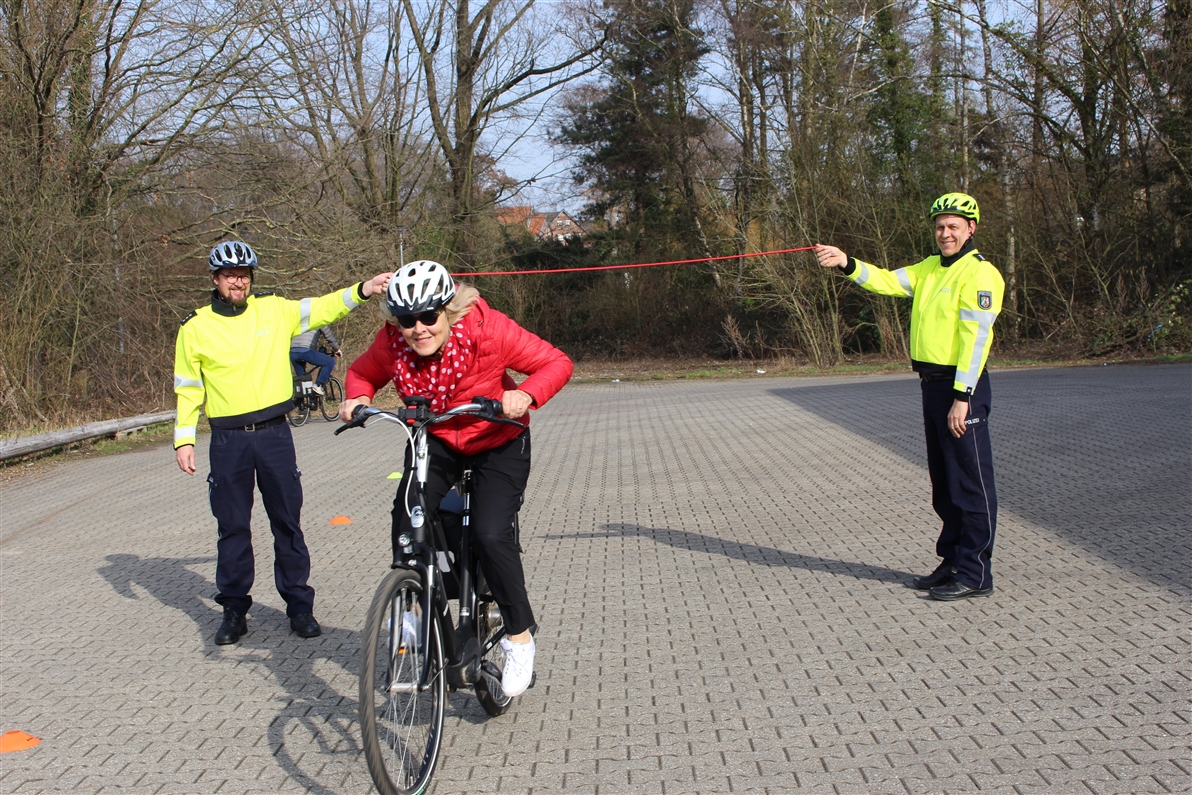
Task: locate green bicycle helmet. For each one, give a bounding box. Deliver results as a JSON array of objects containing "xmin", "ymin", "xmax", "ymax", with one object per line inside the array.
[{"xmin": 930, "ymin": 193, "xmax": 980, "ymax": 224}]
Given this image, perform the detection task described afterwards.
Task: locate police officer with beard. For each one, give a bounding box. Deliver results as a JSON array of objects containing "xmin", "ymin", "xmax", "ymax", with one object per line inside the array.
[{"xmin": 173, "ymin": 241, "xmax": 391, "ymax": 643}]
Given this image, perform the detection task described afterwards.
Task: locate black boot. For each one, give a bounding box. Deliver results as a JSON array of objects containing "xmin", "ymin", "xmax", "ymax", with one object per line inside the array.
[
  {"xmin": 289, "ymin": 613, "xmax": 322, "ymax": 638},
  {"xmin": 215, "ymin": 609, "xmax": 247, "ymax": 645},
  {"xmin": 912, "ymin": 560, "xmax": 955, "ymax": 590}
]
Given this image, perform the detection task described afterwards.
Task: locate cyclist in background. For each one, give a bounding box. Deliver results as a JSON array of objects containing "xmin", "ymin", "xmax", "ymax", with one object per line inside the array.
[
  {"xmin": 340, "ymin": 260, "xmax": 572, "ymax": 698},
  {"xmin": 291, "ymin": 325, "xmax": 342, "ymax": 395}
]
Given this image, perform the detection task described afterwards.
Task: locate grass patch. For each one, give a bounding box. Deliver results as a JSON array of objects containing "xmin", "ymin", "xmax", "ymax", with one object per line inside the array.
[
  {"xmin": 569, "ymin": 351, "xmax": 1190, "ymax": 383},
  {"xmin": 0, "ymin": 420, "xmax": 183, "ymax": 483}
]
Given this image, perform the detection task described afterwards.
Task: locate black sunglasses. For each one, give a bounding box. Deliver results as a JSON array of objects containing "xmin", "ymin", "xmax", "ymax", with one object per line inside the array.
[{"xmin": 394, "ymin": 309, "xmax": 442, "ymax": 328}]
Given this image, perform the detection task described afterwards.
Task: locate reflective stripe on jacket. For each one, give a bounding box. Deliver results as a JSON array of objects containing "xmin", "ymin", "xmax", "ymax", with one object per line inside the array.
[
  {"xmin": 173, "ymin": 285, "xmax": 366, "ymax": 447},
  {"xmin": 848, "ymin": 250, "xmax": 1005, "ymax": 394}
]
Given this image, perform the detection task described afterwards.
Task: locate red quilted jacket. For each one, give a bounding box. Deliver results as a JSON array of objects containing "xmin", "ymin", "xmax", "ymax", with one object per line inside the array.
[{"xmin": 344, "ymin": 298, "xmax": 573, "ymax": 454}]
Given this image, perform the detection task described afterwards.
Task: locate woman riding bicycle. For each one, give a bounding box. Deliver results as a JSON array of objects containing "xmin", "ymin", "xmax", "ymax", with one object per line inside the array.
[{"xmin": 340, "ymin": 260, "xmax": 572, "ymax": 698}]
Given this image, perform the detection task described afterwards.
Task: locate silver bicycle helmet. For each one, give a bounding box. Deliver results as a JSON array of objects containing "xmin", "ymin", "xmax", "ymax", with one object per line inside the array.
[
  {"xmin": 208, "ymin": 240, "xmax": 259, "ymax": 271},
  {"xmin": 386, "ymin": 260, "xmax": 456, "ymax": 315}
]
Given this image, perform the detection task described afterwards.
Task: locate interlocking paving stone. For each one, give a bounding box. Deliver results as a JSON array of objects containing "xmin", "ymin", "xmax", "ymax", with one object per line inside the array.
[{"xmin": 1, "ymin": 363, "xmax": 1189, "ymax": 793}]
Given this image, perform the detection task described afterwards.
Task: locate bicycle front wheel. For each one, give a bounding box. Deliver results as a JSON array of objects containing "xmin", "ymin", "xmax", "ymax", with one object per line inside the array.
[
  {"xmin": 359, "ymin": 569, "xmax": 445, "ymax": 795},
  {"xmin": 321, "ymin": 377, "xmax": 343, "ymax": 421},
  {"xmin": 288, "ymin": 402, "xmax": 310, "ymax": 427}
]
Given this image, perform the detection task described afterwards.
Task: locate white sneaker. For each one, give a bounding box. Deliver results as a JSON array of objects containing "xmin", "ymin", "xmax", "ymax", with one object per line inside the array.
[
  {"xmin": 500, "ymin": 636, "xmax": 535, "ymax": 698},
  {"xmin": 399, "ymin": 611, "xmax": 420, "ymax": 653},
  {"xmin": 312, "ymin": 384, "xmax": 325, "ymax": 395}
]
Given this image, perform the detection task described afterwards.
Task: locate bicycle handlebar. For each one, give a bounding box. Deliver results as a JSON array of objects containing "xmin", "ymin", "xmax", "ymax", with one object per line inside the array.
[
  {"xmin": 333, "ymin": 396, "xmax": 524, "ymax": 436},
  {"xmin": 332, "ymin": 404, "xmax": 377, "ymax": 435}
]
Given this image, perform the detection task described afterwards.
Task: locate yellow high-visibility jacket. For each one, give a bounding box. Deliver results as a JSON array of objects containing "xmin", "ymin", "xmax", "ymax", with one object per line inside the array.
[
  {"xmin": 173, "ymin": 285, "xmax": 366, "ymax": 448},
  {"xmin": 845, "ymin": 249, "xmax": 1005, "ymax": 395}
]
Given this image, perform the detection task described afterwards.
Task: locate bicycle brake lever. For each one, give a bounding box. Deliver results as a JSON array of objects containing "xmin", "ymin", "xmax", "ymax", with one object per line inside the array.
[
  {"xmin": 471, "ymin": 396, "xmax": 503, "ymax": 419},
  {"xmin": 333, "ymin": 404, "xmax": 372, "ymax": 435}
]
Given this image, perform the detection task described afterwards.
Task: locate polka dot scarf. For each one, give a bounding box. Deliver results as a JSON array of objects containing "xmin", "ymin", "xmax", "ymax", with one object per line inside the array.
[{"xmin": 391, "ymin": 323, "xmax": 477, "ymax": 413}]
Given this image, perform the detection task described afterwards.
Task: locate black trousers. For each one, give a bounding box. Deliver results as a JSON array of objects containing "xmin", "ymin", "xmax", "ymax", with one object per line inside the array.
[
  {"xmin": 208, "ymin": 422, "xmax": 315, "ymax": 616},
  {"xmin": 921, "ymin": 373, "xmax": 998, "ymax": 590},
  {"xmin": 392, "ymin": 430, "xmax": 534, "ymax": 635}
]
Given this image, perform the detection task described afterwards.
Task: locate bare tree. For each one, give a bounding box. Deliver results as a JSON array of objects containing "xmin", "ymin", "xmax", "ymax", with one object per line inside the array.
[
  {"xmin": 974, "ymin": 0, "xmax": 1019, "ymax": 337},
  {"xmin": 1, "ymin": 0, "xmax": 266, "ymax": 426},
  {"xmin": 259, "ymin": 0, "xmax": 438, "ymax": 235},
  {"xmin": 400, "ymin": 0, "xmax": 601, "ymax": 262}
]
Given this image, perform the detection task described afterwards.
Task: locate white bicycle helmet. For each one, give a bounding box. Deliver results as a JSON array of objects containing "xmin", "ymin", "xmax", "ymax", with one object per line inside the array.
[
  {"xmin": 208, "ymin": 240, "xmax": 259, "ymax": 271},
  {"xmin": 386, "ymin": 260, "xmax": 456, "ymax": 315}
]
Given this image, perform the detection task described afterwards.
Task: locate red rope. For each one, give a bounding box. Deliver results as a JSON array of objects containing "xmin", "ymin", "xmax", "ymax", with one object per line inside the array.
[{"xmin": 455, "ymin": 246, "xmax": 816, "ymax": 278}]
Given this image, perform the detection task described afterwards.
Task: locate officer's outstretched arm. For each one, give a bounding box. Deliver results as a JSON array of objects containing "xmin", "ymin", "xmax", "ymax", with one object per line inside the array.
[
  {"xmin": 288, "ymin": 272, "xmax": 395, "ymax": 339},
  {"xmin": 819, "ymin": 246, "xmax": 919, "ymax": 299}
]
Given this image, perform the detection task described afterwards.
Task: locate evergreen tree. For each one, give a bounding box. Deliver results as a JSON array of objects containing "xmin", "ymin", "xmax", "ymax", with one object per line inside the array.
[
  {"xmin": 865, "ymin": 0, "xmax": 946, "ymax": 199},
  {"xmin": 557, "ymin": 0, "xmax": 710, "ymax": 255}
]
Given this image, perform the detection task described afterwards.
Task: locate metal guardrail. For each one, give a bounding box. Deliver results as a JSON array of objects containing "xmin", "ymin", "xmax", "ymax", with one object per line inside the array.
[{"xmin": 0, "ymin": 411, "xmax": 176, "ymax": 462}]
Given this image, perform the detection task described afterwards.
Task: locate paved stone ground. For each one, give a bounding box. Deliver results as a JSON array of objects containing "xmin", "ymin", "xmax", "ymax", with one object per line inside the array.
[{"xmin": 1, "ymin": 363, "xmax": 1188, "ymax": 795}]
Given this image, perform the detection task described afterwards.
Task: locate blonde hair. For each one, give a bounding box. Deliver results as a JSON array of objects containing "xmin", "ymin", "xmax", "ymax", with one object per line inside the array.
[{"xmin": 443, "ymin": 283, "xmax": 480, "ymax": 325}]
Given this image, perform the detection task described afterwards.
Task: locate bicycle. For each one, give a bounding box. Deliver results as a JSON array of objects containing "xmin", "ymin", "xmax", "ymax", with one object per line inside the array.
[
  {"xmin": 336, "ymin": 397, "xmax": 533, "ymax": 795},
  {"xmin": 288, "ymin": 346, "xmax": 343, "ymax": 426}
]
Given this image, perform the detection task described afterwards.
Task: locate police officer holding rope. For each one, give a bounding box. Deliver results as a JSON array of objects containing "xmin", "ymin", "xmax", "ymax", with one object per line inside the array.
[
  {"xmin": 815, "ymin": 193, "xmax": 1004, "ymax": 601},
  {"xmin": 173, "ymin": 240, "xmax": 392, "ymax": 643}
]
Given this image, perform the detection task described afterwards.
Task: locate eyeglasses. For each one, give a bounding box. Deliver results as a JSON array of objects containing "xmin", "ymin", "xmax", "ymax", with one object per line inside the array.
[
  {"xmin": 217, "ymin": 272, "xmax": 251, "ymax": 283},
  {"xmin": 394, "ymin": 309, "xmax": 442, "ymax": 328}
]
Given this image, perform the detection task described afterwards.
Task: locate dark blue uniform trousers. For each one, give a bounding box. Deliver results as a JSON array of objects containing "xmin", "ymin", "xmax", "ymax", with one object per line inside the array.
[
  {"xmin": 208, "ymin": 422, "xmax": 315, "ymax": 616},
  {"xmin": 921, "ymin": 373, "xmax": 998, "ymax": 590}
]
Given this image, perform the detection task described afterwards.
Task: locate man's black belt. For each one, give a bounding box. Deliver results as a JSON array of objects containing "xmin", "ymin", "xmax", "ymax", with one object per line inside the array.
[
  {"xmin": 918, "ymin": 373, "xmax": 954, "ymax": 382},
  {"xmin": 231, "ymin": 415, "xmax": 287, "ymax": 432}
]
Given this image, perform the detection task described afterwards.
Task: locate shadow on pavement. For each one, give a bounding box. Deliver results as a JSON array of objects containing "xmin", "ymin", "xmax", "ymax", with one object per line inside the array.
[
  {"xmin": 97, "ymin": 553, "xmax": 360, "ymax": 795},
  {"xmin": 770, "ymin": 363, "xmax": 1192, "ymax": 591},
  {"xmin": 547, "ymin": 524, "xmax": 912, "ymax": 586},
  {"xmin": 97, "ymin": 553, "xmax": 511, "ymax": 780}
]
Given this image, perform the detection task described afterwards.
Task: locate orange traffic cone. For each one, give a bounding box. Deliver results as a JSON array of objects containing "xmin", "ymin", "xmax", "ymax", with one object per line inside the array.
[
  {"xmin": 329, "ymin": 515, "xmax": 352, "ymax": 525},
  {"xmin": 0, "ymin": 731, "xmax": 40, "ymax": 752}
]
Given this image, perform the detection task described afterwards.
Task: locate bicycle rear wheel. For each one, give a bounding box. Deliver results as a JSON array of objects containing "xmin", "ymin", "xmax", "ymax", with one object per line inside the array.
[
  {"xmin": 473, "ymin": 598, "xmax": 512, "ymax": 716},
  {"xmin": 288, "ymin": 402, "xmax": 310, "ymax": 427},
  {"xmin": 321, "ymin": 377, "xmax": 343, "ymax": 421},
  {"xmin": 359, "ymin": 569, "xmax": 445, "ymax": 795}
]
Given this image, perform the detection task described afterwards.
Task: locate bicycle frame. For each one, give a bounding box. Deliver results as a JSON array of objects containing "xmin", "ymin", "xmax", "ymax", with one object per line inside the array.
[{"xmin": 338, "ymin": 398, "xmax": 522, "ymax": 693}]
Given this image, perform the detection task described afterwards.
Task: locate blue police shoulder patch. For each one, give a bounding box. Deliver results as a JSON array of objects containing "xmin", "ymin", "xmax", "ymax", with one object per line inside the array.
[
  {"xmin": 977, "ymin": 291, "xmax": 993, "ymax": 310},
  {"xmin": 180, "ymin": 310, "xmax": 197, "ymax": 326}
]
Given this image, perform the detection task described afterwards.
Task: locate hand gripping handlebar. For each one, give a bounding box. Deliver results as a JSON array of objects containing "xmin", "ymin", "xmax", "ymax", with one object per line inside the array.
[{"xmin": 333, "ymin": 404, "xmax": 377, "ymax": 435}]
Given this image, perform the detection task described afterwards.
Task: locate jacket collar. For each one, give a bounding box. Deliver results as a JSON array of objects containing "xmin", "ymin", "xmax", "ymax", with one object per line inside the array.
[
  {"xmin": 939, "ymin": 237, "xmax": 976, "ymax": 268},
  {"xmin": 210, "ymin": 289, "xmax": 249, "ymax": 317}
]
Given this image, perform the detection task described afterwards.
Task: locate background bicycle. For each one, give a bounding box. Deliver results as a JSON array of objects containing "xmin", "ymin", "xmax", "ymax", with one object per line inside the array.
[{"xmin": 289, "ymin": 346, "xmax": 343, "ymax": 426}]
